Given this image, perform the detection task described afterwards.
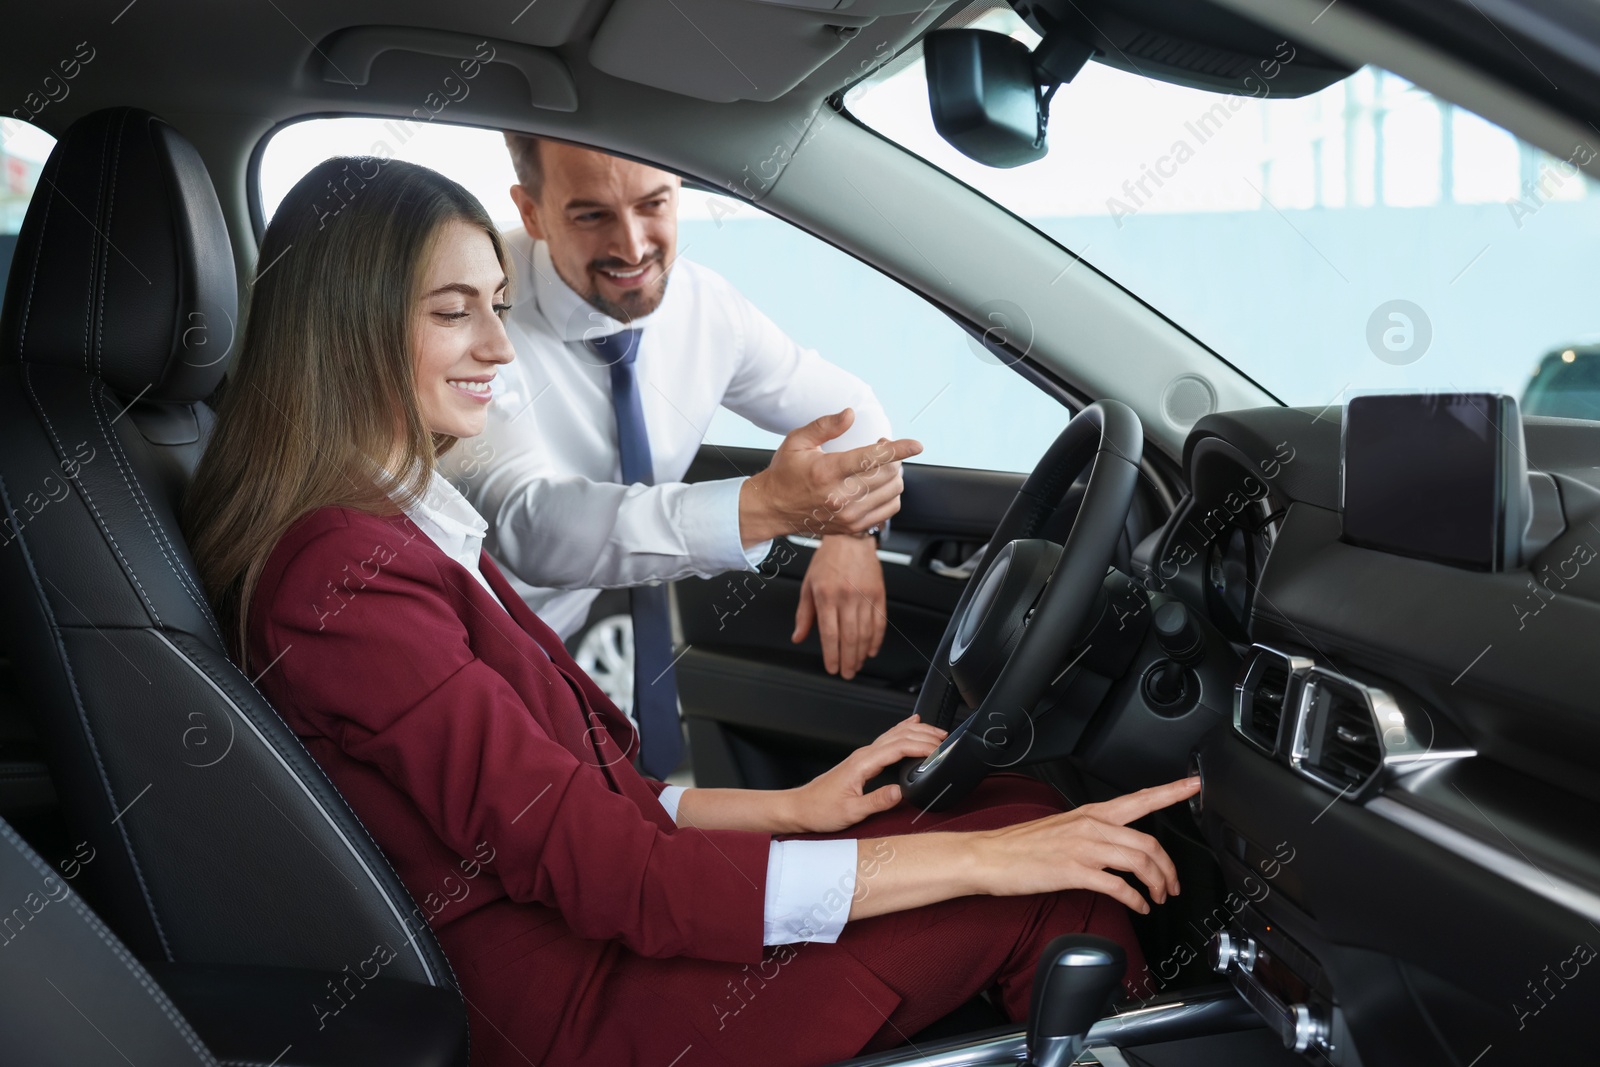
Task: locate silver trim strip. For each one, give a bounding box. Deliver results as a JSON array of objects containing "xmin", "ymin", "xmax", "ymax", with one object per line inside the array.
[
  {"xmin": 830, "ymin": 1029, "xmax": 1027, "ymax": 1067},
  {"xmin": 153, "ymin": 630, "xmax": 439, "ymax": 985},
  {"xmin": 1367, "ymin": 795, "xmax": 1600, "ymax": 925},
  {"xmin": 823, "ymin": 995, "xmax": 1230, "ymax": 1066},
  {"xmin": 1087, "ymin": 1050, "xmax": 1133, "ymax": 1067}
]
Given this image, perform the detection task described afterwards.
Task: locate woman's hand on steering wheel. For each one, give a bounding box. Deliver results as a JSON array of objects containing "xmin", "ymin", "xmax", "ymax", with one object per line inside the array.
[
  {"xmin": 967, "ymin": 777, "xmax": 1200, "ymax": 914},
  {"xmin": 785, "ymin": 714, "xmax": 948, "ymax": 833}
]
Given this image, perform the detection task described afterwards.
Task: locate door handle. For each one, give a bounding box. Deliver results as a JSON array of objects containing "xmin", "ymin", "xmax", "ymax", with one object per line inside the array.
[{"xmin": 927, "ymin": 542, "xmax": 988, "ymax": 580}]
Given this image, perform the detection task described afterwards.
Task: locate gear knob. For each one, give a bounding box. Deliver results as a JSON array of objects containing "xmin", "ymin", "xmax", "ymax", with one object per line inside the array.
[{"xmin": 1026, "ymin": 934, "xmax": 1126, "ymax": 1067}]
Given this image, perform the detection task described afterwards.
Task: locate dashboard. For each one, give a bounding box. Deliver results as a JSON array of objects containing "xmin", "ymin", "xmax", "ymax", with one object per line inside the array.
[{"xmin": 1123, "ymin": 405, "xmax": 1600, "ymax": 1064}]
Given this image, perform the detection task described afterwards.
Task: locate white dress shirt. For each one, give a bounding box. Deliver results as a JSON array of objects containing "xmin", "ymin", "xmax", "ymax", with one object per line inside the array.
[
  {"xmin": 396, "ymin": 464, "xmax": 858, "ymax": 945},
  {"xmin": 400, "ymin": 466, "xmax": 505, "ymax": 605},
  {"xmin": 440, "ymin": 228, "xmax": 893, "ymax": 640},
  {"xmin": 655, "ymin": 785, "xmax": 858, "ymax": 945}
]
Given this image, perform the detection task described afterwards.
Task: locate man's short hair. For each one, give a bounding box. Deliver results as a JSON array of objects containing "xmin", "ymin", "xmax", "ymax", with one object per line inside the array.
[{"xmin": 503, "ymin": 131, "xmax": 545, "ymax": 199}]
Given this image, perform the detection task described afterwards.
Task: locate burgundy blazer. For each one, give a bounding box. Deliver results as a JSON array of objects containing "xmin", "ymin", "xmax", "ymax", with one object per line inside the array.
[{"xmin": 246, "ymin": 506, "xmax": 903, "ymax": 1066}]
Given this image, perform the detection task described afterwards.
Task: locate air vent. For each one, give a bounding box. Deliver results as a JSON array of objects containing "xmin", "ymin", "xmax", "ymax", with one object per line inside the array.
[
  {"xmin": 1292, "ymin": 672, "xmax": 1384, "ymax": 794},
  {"xmin": 1250, "ymin": 664, "xmax": 1289, "ymax": 748},
  {"xmin": 1233, "ymin": 646, "xmax": 1311, "ymax": 755}
]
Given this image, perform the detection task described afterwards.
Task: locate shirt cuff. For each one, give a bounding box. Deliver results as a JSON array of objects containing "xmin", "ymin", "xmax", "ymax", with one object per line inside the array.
[
  {"xmin": 762, "ymin": 839, "xmax": 858, "ymax": 945},
  {"xmin": 658, "ymin": 784, "xmax": 686, "ymax": 825},
  {"xmin": 689, "ymin": 476, "xmax": 771, "ymax": 571}
]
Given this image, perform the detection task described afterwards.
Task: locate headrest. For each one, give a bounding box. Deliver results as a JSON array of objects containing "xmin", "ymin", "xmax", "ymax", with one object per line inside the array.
[{"xmin": 0, "ymin": 108, "xmax": 237, "ymax": 402}]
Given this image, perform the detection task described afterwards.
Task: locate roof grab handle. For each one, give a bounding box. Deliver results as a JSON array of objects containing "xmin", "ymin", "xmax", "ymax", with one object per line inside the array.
[{"xmin": 319, "ymin": 26, "xmax": 578, "ymax": 113}]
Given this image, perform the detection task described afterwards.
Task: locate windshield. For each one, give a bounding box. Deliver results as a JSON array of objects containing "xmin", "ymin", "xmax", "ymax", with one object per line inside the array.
[{"xmin": 845, "ymin": 8, "xmax": 1600, "ymax": 419}]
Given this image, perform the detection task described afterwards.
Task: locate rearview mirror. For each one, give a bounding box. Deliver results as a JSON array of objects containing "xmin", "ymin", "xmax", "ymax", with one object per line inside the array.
[{"xmin": 924, "ymin": 29, "xmax": 1048, "ymax": 169}]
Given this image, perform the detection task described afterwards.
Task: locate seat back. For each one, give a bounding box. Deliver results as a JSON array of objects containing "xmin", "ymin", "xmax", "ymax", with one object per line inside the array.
[{"xmin": 0, "ymin": 107, "xmax": 455, "ymax": 988}]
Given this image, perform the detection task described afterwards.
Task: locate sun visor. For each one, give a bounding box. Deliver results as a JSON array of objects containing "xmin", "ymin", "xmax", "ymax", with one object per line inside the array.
[{"xmin": 591, "ymin": 0, "xmax": 946, "ymax": 102}]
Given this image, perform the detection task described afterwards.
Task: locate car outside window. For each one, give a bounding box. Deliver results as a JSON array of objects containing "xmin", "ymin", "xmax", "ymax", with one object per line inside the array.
[
  {"xmin": 257, "ymin": 117, "xmax": 1069, "ymax": 473},
  {"xmin": 846, "ymin": 4, "xmax": 1600, "ymax": 420},
  {"xmin": 0, "ymin": 120, "xmax": 56, "ymax": 297}
]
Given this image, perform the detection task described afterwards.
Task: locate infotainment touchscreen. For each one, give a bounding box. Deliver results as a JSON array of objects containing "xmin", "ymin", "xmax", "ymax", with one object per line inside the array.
[{"xmin": 1340, "ymin": 393, "xmax": 1520, "ymax": 570}]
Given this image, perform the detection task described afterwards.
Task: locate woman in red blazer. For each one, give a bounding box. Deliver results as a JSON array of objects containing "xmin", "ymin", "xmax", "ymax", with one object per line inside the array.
[{"xmin": 185, "ymin": 156, "xmax": 1198, "ymax": 1067}]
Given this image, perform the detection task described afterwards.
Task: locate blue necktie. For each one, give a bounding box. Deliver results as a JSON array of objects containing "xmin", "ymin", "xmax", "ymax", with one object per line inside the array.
[{"xmin": 587, "ymin": 329, "xmax": 683, "ymax": 779}]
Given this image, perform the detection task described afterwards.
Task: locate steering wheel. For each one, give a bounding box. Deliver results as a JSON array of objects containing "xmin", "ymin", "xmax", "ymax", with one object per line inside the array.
[{"xmin": 898, "ymin": 400, "xmax": 1144, "ymax": 811}]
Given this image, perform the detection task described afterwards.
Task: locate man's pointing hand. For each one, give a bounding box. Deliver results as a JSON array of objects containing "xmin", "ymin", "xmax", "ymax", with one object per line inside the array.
[{"xmin": 738, "ymin": 408, "xmax": 922, "ymax": 545}]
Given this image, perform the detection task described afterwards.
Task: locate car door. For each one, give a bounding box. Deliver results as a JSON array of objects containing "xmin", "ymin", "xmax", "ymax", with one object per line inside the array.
[{"xmin": 674, "ymin": 448, "xmax": 1024, "ymax": 789}]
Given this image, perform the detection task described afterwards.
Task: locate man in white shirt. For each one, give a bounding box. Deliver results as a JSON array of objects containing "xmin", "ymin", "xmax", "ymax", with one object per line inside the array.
[{"xmin": 443, "ymin": 135, "xmax": 920, "ymax": 777}]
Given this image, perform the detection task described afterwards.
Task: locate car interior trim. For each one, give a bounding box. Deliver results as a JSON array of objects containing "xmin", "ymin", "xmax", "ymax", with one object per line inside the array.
[
  {"xmin": 316, "ymin": 26, "xmax": 579, "ymax": 112},
  {"xmin": 1366, "ymin": 794, "xmax": 1600, "ymax": 927}
]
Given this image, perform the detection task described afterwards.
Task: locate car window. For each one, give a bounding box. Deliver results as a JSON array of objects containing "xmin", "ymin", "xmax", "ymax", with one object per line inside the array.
[
  {"xmin": 0, "ymin": 119, "xmax": 56, "ymax": 298},
  {"xmin": 680, "ymin": 189, "xmax": 1066, "ymax": 472},
  {"xmin": 846, "ymin": 5, "xmax": 1600, "ymax": 421},
  {"xmin": 257, "ymin": 117, "xmax": 1067, "ymax": 473}
]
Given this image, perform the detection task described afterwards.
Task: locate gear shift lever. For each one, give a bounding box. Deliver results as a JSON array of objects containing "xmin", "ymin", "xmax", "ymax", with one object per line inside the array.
[{"xmin": 1026, "ymin": 934, "xmax": 1126, "ymax": 1067}]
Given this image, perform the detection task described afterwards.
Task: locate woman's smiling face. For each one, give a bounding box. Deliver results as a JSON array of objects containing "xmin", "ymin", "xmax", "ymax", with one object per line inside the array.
[{"xmin": 412, "ymin": 219, "xmax": 516, "ymax": 439}]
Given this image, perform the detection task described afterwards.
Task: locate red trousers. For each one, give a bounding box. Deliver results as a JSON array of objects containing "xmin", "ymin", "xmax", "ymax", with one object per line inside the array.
[
  {"xmin": 779, "ymin": 771, "xmax": 1146, "ymax": 1055},
  {"xmin": 464, "ymin": 772, "xmax": 1145, "ymax": 1067}
]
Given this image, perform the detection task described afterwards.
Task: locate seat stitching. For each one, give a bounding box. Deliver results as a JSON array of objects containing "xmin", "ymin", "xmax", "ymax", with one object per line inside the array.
[
  {"xmin": 95, "ymin": 111, "xmax": 127, "ymax": 380},
  {"xmin": 93, "ymin": 386, "xmax": 228, "ymax": 647},
  {"xmin": 15, "ymin": 161, "xmax": 54, "ymax": 358},
  {"xmin": 22, "ymin": 367, "xmax": 164, "ymax": 627},
  {"xmin": 0, "ymin": 451, "xmax": 175, "ymax": 959},
  {"xmin": 87, "ymin": 119, "xmax": 112, "ymax": 376},
  {"xmin": 0, "ymin": 822, "xmax": 215, "ymax": 1064},
  {"xmin": 60, "ymin": 892, "xmax": 217, "ymax": 1063},
  {"xmin": 51, "ymin": 377, "xmax": 164, "ymax": 625}
]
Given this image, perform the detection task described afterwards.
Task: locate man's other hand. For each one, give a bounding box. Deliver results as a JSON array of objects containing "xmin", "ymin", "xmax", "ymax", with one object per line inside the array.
[
  {"xmin": 739, "ymin": 408, "xmax": 922, "ymax": 546},
  {"xmin": 792, "ymin": 533, "xmax": 886, "ymax": 679}
]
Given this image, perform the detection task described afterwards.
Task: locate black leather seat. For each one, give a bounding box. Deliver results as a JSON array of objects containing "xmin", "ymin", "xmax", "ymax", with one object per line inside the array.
[
  {"xmin": 2, "ymin": 812, "xmax": 468, "ymax": 1067},
  {"xmin": 1, "ymin": 814, "xmax": 217, "ymax": 1066},
  {"xmin": 0, "ymin": 107, "xmax": 466, "ymax": 1063}
]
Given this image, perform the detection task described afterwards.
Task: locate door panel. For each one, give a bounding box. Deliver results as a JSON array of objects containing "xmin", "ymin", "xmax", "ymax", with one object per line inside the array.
[{"xmin": 674, "ymin": 445, "xmax": 1021, "ymax": 788}]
